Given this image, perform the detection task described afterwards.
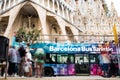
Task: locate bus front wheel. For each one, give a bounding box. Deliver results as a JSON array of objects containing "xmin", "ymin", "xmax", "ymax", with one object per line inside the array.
[{"xmin": 44, "ymin": 67, "xmax": 54, "ymax": 76}]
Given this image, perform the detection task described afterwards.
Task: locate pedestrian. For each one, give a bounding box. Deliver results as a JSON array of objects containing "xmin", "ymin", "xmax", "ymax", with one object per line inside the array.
[
  {"xmin": 99, "ymin": 43, "xmax": 111, "ymax": 77},
  {"xmin": 25, "ymin": 47, "xmax": 33, "ymax": 77},
  {"xmin": 98, "ymin": 54, "xmax": 104, "ymax": 76},
  {"xmin": 24, "ymin": 58, "xmax": 32, "ymax": 77},
  {"xmin": 16, "ymin": 47, "xmax": 21, "ymax": 76},
  {"xmin": 18, "ymin": 46, "xmax": 26, "ymax": 77},
  {"xmin": 18, "ymin": 52, "xmax": 26, "ymax": 77},
  {"xmin": 8, "ymin": 46, "xmax": 18, "ymax": 76},
  {"xmin": 109, "ymin": 57, "xmax": 116, "ymax": 77},
  {"xmin": 33, "ymin": 48, "xmax": 45, "ymax": 78}
]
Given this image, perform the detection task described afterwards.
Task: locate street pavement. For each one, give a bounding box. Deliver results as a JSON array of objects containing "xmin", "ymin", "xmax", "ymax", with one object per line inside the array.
[{"xmin": 0, "ymin": 76, "xmax": 119, "ymax": 80}]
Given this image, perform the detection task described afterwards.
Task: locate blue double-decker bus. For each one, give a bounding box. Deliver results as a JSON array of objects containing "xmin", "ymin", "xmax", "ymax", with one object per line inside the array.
[{"xmin": 30, "ymin": 42, "xmax": 107, "ymax": 76}]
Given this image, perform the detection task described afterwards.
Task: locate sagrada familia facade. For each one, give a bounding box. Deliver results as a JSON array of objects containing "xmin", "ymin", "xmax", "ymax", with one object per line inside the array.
[{"xmin": 0, "ymin": 0, "xmax": 120, "ymax": 44}]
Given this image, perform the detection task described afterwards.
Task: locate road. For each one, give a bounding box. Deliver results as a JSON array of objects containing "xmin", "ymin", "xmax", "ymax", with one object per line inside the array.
[{"xmin": 0, "ymin": 76, "xmax": 119, "ymax": 80}]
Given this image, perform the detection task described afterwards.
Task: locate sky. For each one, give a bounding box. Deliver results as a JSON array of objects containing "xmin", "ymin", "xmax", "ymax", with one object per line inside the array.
[{"xmin": 105, "ymin": 0, "xmax": 120, "ymax": 16}]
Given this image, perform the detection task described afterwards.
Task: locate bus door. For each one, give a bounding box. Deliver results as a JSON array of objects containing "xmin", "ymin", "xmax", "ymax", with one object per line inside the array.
[{"xmin": 75, "ymin": 54, "xmax": 89, "ymax": 75}]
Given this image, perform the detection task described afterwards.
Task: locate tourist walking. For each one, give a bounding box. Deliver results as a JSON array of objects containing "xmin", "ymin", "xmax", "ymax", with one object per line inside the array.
[
  {"xmin": 18, "ymin": 46, "xmax": 26, "ymax": 77},
  {"xmin": 24, "ymin": 47, "xmax": 33, "ymax": 77},
  {"xmin": 8, "ymin": 46, "xmax": 18, "ymax": 76},
  {"xmin": 98, "ymin": 53, "xmax": 104, "ymax": 76},
  {"xmin": 100, "ymin": 43, "xmax": 111, "ymax": 77},
  {"xmin": 109, "ymin": 57, "xmax": 116, "ymax": 77},
  {"xmin": 24, "ymin": 58, "xmax": 32, "ymax": 77},
  {"xmin": 33, "ymin": 48, "xmax": 45, "ymax": 78}
]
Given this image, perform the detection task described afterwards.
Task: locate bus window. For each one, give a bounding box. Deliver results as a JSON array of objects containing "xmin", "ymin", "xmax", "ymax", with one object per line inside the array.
[
  {"xmin": 50, "ymin": 54, "xmax": 56, "ymax": 62},
  {"xmin": 68, "ymin": 55, "xmax": 74, "ymax": 63},
  {"xmin": 90, "ymin": 54, "xmax": 99, "ymax": 64},
  {"xmin": 46, "ymin": 54, "xmax": 56, "ymax": 63},
  {"xmin": 57, "ymin": 54, "xmax": 67, "ymax": 63},
  {"xmin": 57, "ymin": 54, "xmax": 74, "ymax": 64}
]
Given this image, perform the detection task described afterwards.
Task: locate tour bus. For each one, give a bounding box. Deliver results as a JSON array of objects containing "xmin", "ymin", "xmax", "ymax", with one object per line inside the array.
[{"xmin": 30, "ymin": 42, "xmax": 119, "ymax": 76}]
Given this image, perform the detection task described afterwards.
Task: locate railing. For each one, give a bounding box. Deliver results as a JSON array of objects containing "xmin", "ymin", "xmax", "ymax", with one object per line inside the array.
[{"xmin": 35, "ymin": 34, "xmax": 117, "ymax": 43}]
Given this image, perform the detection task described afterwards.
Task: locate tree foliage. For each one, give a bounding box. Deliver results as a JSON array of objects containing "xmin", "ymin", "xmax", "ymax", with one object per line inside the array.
[{"xmin": 16, "ymin": 27, "xmax": 41, "ymax": 46}]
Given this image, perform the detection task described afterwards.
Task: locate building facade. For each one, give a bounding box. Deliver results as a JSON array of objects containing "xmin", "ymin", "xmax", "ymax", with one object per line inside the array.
[
  {"xmin": 0, "ymin": 0, "xmax": 120, "ymax": 44},
  {"xmin": 74, "ymin": 0, "xmax": 120, "ymax": 42}
]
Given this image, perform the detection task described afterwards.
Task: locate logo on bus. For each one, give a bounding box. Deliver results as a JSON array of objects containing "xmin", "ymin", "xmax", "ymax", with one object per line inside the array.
[{"xmin": 49, "ymin": 46, "xmax": 113, "ymax": 52}]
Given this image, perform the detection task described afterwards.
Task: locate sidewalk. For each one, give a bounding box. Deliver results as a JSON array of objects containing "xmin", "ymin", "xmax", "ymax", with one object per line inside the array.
[{"xmin": 0, "ymin": 76, "xmax": 119, "ymax": 80}]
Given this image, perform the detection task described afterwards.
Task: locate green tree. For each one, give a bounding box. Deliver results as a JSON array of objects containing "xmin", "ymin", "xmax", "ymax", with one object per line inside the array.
[{"xmin": 16, "ymin": 27, "xmax": 41, "ymax": 46}]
